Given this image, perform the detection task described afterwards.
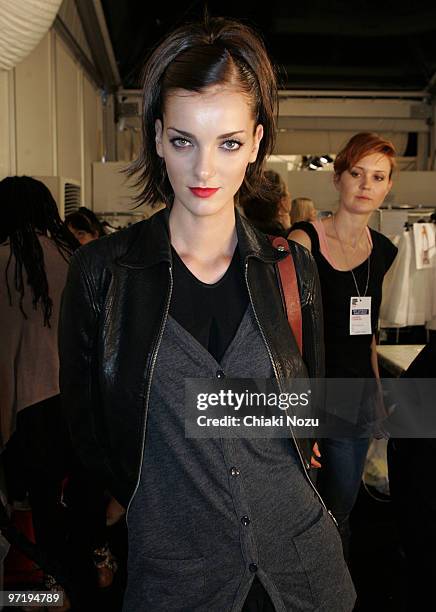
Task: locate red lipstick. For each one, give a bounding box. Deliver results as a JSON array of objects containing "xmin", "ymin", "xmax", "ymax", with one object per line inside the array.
[{"xmin": 189, "ymin": 187, "xmax": 220, "ymax": 198}]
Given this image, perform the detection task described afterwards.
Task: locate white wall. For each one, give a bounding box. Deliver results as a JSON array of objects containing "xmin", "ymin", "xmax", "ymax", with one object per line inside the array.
[
  {"xmin": 0, "ymin": 70, "xmax": 15, "ymax": 177},
  {"xmin": 14, "ymin": 32, "xmax": 55, "ymax": 176},
  {"xmin": 390, "ymin": 171, "xmax": 436, "ymax": 207},
  {"xmin": 0, "ymin": 29, "xmax": 103, "ymax": 207},
  {"xmin": 55, "ymin": 35, "xmax": 82, "ymax": 182},
  {"xmin": 287, "ymin": 171, "xmax": 338, "ymax": 211},
  {"xmin": 83, "ymin": 76, "xmax": 103, "ymax": 206}
]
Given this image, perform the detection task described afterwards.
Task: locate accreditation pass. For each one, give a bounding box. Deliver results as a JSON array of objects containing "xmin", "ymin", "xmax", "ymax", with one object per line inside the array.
[
  {"xmin": 349, "ymin": 296, "xmax": 372, "ymax": 335},
  {"xmin": 0, "ymin": 591, "xmax": 64, "ymax": 607}
]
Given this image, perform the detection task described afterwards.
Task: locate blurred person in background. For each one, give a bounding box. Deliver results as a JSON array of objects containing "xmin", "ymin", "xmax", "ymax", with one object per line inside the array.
[
  {"xmin": 0, "ymin": 176, "xmax": 77, "ymax": 603},
  {"xmin": 289, "ymin": 133, "xmax": 398, "ymax": 558},
  {"xmin": 65, "ymin": 207, "xmax": 106, "ymax": 246},
  {"xmin": 241, "ymin": 169, "xmax": 291, "ymax": 236},
  {"xmin": 290, "ymin": 197, "xmax": 317, "ymax": 226},
  {"xmin": 1, "ymin": 179, "xmax": 117, "ymax": 605},
  {"xmin": 63, "ymin": 206, "xmax": 120, "ymax": 592}
]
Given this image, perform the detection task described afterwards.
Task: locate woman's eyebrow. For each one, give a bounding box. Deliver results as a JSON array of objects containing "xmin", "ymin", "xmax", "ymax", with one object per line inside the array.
[
  {"xmin": 167, "ymin": 127, "xmax": 194, "ymax": 138},
  {"xmin": 167, "ymin": 127, "xmax": 246, "ymax": 139},
  {"xmin": 353, "ymin": 165, "xmax": 386, "ymax": 173},
  {"xmin": 217, "ymin": 130, "xmax": 246, "ymax": 138}
]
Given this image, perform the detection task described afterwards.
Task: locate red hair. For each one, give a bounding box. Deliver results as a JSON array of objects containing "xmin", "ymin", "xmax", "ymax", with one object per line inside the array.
[{"xmin": 334, "ymin": 132, "xmax": 396, "ymax": 178}]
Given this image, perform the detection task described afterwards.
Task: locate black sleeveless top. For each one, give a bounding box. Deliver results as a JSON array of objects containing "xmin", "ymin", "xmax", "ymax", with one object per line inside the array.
[{"xmin": 291, "ymin": 221, "xmax": 397, "ymax": 377}]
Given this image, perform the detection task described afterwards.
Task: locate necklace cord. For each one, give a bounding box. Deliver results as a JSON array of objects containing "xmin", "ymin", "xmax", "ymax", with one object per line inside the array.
[{"xmin": 332, "ymin": 215, "xmax": 370, "ymax": 298}]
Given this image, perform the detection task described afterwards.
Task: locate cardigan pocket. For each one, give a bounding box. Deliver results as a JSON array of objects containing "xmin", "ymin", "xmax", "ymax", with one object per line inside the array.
[
  {"xmin": 141, "ymin": 555, "xmax": 205, "ymax": 610},
  {"xmin": 293, "ymin": 509, "xmax": 356, "ymax": 611}
]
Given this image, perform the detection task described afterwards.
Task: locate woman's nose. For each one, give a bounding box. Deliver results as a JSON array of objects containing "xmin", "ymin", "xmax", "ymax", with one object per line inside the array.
[
  {"xmin": 360, "ymin": 173, "xmax": 371, "ymax": 189},
  {"xmin": 193, "ymin": 148, "xmax": 216, "ymax": 182}
]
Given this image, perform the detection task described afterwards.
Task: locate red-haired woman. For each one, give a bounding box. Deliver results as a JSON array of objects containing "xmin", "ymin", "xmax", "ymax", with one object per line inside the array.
[{"xmin": 289, "ymin": 132, "xmax": 398, "ymax": 556}]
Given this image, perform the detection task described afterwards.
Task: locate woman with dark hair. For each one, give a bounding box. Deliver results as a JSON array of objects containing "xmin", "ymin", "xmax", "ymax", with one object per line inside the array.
[
  {"xmin": 1, "ymin": 178, "xmax": 117, "ymax": 603},
  {"xmin": 65, "ymin": 207, "xmax": 106, "ymax": 246},
  {"xmin": 60, "ymin": 17, "xmax": 355, "ymax": 611},
  {"xmin": 240, "ymin": 169, "xmax": 291, "ymax": 236},
  {"xmin": 0, "ymin": 176, "xmax": 77, "ymax": 603},
  {"xmin": 0, "ymin": 175, "xmax": 76, "ymax": 445},
  {"xmin": 289, "ymin": 133, "xmax": 398, "ymax": 557}
]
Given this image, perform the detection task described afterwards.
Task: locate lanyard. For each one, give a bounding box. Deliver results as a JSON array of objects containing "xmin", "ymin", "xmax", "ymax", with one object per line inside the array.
[{"xmin": 332, "ymin": 216, "xmax": 371, "ymax": 298}]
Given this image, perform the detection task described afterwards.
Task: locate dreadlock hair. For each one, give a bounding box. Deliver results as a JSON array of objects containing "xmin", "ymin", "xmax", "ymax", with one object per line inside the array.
[{"xmin": 0, "ymin": 176, "xmax": 78, "ymax": 327}]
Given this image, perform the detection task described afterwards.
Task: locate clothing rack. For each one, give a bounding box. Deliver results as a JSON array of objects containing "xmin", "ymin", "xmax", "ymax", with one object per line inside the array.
[
  {"xmin": 96, "ymin": 210, "xmax": 146, "ymax": 230},
  {"xmin": 370, "ymin": 206, "xmax": 436, "ymax": 238},
  {"xmin": 380, "ymin": 218, "xmax": 436, "ymax": 338},
  {"xmin": 404, "ymin": 212, "xmax": 436, "ymax": 231},
  {"xmin": 95, "ymin": 211, "xmax": 145, "ymax": 217}
]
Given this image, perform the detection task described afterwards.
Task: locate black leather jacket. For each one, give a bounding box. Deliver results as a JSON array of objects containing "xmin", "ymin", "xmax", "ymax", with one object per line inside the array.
[{"xmin": 59, "ymin": 209, "xmax": 325, "ymax": 508}]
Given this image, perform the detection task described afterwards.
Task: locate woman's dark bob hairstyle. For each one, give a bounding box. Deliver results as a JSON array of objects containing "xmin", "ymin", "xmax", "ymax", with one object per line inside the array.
[
  {"xmin": 241, "ymin": 169, "xmax": 287, "ymax": 224},
  {"xmin": 128, "ymin": 17, "xmax": 278, "ymax": 207},
  {"xmin": 65, "ymin": 207, "xmax": 105, "ymax": 238}
]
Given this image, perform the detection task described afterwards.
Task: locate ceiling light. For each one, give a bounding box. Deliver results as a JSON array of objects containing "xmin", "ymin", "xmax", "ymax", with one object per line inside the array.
[{"xmin": 308, "ymin": 157, "xmax": 323, "ymax": 170}]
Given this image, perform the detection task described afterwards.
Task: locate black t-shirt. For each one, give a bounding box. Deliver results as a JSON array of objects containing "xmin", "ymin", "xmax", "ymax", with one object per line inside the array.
[
  {"xmin": 291, "ymin": 221, "xmax": 398, "ymax": 377},
  {"xmin": 169, "ymin": 247, "xmax": 249, "ymax": 363}
]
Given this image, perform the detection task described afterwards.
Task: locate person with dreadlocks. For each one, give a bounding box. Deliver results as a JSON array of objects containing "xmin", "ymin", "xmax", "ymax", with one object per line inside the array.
[
  {"xmin": 0, "ymin": 176, "xmax": 77, "ymax": 604},
  {"xmin": 0, "ymin": 175, "xmax": 76, "ymax": 445},
  {"xmin": 1, "ymin": 176, "xmax": 119, "ymax": 604}
]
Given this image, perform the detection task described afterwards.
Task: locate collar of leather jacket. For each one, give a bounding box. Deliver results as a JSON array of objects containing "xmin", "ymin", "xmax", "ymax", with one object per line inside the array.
[{"xmin": 116, "ymin": 206, "xmax": 289, "ymax": 269}]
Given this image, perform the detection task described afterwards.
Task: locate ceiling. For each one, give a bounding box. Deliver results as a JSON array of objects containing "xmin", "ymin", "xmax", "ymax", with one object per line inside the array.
[{"xmin": 101, "ymin": 0, "xmax": 436, "ymax": 93}]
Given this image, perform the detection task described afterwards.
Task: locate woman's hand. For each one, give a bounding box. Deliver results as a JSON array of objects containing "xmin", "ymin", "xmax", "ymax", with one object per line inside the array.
[{"xmin": 310, "ymin": 441, "xmax": 322, "ymax": 468}]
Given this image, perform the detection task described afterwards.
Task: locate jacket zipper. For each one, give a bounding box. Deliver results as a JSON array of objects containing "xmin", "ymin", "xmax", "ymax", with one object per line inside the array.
[
  {"xmin": 244, "ymin": 259, "xmax": 337, "ymax": 526},
  {"xmin": 126, "ymin": 264, "xmax": 174, "ymax": 523}
]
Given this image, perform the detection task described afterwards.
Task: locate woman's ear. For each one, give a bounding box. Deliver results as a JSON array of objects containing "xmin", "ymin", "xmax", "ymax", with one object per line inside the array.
[
  {"xmin": 249, "ymin": 124, "xmax": 264, "ymax": 163},
  {"xmin": 155, "ymin": 119, "xmax": 164, "ymax": 158}
]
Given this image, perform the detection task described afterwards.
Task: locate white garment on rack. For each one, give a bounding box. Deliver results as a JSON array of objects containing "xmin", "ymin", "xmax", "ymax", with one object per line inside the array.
[
  {"xmin": 408, "ymin": 265, "xmax": 432, "ymax": 325},
  {"xmin": 413, "ymin": 223, "xmax": 436, "ymax": 270},
  {"xmin": 380, "ymin": 229, "xmax": 434, "ymax": 327},
  {"xmin": 380, "ymin": 232, "xmax": 410, "ymax": 327}
]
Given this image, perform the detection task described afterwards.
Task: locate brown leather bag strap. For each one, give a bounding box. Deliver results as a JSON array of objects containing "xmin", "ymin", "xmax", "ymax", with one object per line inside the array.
[{"xmin": 268, "ymin": 235, "xmax": 303, "ymax": 355}]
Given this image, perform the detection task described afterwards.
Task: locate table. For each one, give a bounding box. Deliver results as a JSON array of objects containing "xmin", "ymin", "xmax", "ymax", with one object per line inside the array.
[{"xmin": 376, "ymin": 344, "xmax": 425, "ymax": 377}]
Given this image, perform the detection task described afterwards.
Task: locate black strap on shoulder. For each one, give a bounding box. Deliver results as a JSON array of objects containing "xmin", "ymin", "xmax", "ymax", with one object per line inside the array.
[{"xmin": 289, "ymin": 221, "xmax": 320, "ymax": 254}]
